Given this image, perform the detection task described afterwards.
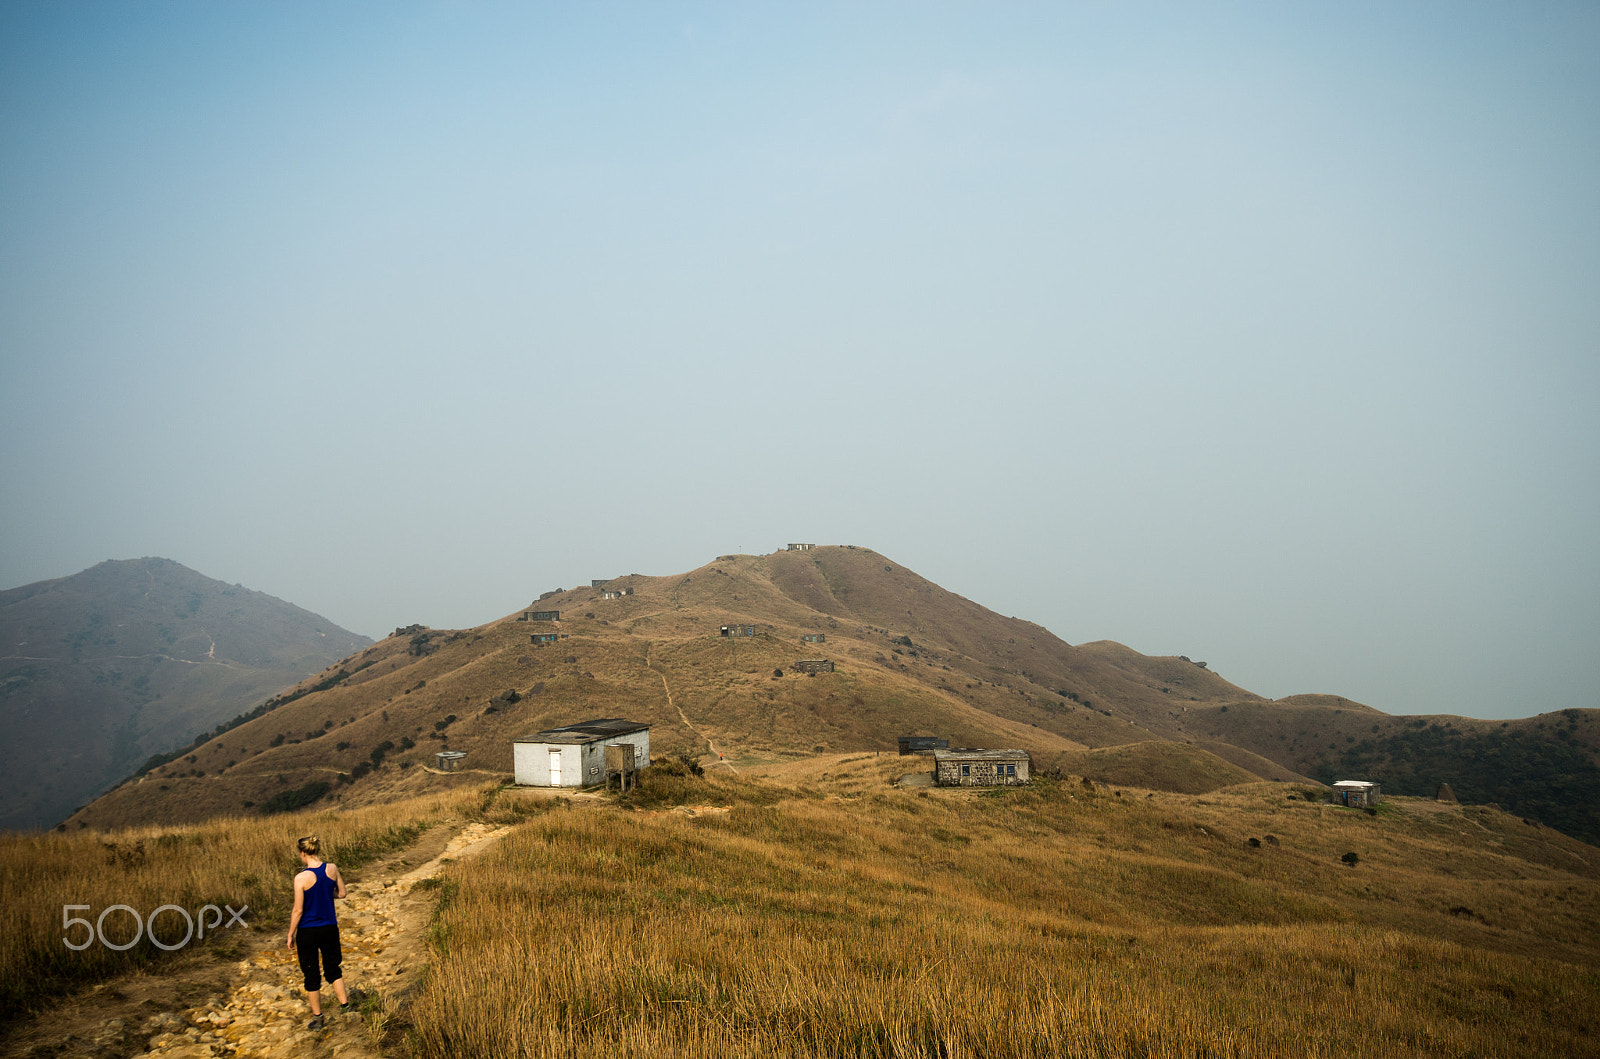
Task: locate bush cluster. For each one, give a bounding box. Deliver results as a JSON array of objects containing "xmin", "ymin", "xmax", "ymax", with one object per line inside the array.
[{"xmin": 259, "ymin": 780, "xmax": 331, "ymax": 814}]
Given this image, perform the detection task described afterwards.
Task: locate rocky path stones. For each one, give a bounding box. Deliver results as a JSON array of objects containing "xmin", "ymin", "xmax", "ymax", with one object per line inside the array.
[{"xmin": 121, "ymin": 821, "xmax": 514, "ymax": 1059}]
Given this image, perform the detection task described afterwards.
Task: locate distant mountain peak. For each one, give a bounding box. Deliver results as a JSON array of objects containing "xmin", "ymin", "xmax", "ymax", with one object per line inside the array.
[{"xmin": 0, "ymin": 559, "xmax": 371, "ymax": 831}]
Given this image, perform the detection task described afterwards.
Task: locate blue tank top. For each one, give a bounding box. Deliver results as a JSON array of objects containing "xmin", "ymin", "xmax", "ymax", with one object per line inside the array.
[{"xmin": 299, "ymin": 862, "xmax": 337, "ymax": 929}]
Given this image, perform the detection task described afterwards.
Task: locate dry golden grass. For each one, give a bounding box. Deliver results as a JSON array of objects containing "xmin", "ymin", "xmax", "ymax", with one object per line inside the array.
[
  {"xmin": 1036, "ymin": 741, "xmax": 1261, "ymax": 794},
  {"xmin": 406, "ymin": 766, "xmax": 1600, "ymax": 1058},
  {"xmin": 0, "ymin": 787, "xmax": 487, "ymax": 1020}
]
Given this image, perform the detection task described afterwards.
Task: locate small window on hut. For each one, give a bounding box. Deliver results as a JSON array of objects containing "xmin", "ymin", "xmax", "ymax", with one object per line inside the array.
[{"xmin": 961, "ymin": 764, "xmax": 970, "ymax": 776}]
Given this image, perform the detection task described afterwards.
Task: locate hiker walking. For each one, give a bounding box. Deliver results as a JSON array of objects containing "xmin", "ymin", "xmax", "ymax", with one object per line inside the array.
[{"xmin": 286, "ymin": 835, "xmax": 350, "ymax": 1030}]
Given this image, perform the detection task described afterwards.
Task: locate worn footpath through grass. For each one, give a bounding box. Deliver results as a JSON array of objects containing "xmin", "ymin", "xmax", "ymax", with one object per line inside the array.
[{"xmin": 0, "ymin": 785, "xmax": 534, "ymax": 1059}]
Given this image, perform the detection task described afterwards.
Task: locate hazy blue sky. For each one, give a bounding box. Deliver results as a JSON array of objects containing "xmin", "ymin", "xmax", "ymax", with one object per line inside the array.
[{"xmin": 3, "ymin": 3, "xmax": 1596, "ymax": 721}]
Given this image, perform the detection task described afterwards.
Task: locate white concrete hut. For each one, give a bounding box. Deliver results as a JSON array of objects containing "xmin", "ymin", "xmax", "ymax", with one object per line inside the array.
[{"xmin": 513, "ymin": 718, "xmax": 651, "ymax": 788}]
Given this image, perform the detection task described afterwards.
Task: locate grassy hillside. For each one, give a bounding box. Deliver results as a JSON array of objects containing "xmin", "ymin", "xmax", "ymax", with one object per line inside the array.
[
  {"xmin": 61, "ymin": 547, "xmax": 1599, "ymax": 853},
  {"xmin": 1038, "ymin": 740, "xmax": 1264, "ymax": 794},
  {"xmin": 71, "ymin": 547, "xmax": 1264, "ymax": 830},
  {"xmin": 401, "ymin": 761, "xmax": 1600, "ymax": 1058},
  {"xmin": 1189, "ymin": 698, "xmax": 1600, "ymax": 846},
  {"xmin": 13, "ymin": 759, "xmax": 1600, "ymax": 1055},
  {"xmin": 0, "ymin": 558, "xmax": 371, "ymax": 831}
]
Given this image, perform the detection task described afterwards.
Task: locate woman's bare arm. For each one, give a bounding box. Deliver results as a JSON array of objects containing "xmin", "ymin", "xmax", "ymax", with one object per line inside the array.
[{"xmin": 286, "ymin": 870, "xmax": 308, "ymax": 947}]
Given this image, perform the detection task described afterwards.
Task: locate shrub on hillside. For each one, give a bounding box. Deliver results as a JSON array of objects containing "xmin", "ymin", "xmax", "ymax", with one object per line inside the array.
[
  {"xmin": 259, "ymin": 780, "xmax": 331, "ymax": 814},
  {"xmin": 615, "ymin": 755, "xmax": 726, "ymax": 809},
  {"xmin": 468, "ymin": 784, "xmax": 549, "ymax": 826},
  {"xmin": 654, "ymin": 753, "xmax": 705, "ymax": 778}
]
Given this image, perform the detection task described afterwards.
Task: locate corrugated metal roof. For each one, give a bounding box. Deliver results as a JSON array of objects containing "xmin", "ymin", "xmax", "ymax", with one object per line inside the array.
[{"xmin": 514, "ymin": 718, "xmax": 652, "ymax": 745}]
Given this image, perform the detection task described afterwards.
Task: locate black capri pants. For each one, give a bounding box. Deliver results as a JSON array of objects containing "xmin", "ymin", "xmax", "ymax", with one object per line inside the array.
[{"xmin": 295, "ymin": 925, "xmax": 342, "ymax": 991}]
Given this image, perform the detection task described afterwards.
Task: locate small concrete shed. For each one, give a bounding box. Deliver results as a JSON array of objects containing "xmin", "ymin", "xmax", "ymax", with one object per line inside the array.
[
  {"xmin": 1333, "ymin": 780, "xmax": 1381, "ymax": 808},
  {"xmin": 514, "ymin": 719, "xmax": 651, "ymax": 788}
]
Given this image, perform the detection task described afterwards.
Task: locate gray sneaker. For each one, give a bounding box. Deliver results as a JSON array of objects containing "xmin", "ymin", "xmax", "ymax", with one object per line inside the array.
[{"xmin": 307, "ymin": 1014, "xmax": 325, "ymax": 1031}]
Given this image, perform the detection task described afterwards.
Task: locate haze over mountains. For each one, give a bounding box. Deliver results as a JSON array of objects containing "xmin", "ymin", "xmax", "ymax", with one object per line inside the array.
[
  {"xmin": 0, "ymin": 558, "xmax": 371, "ymax": 831},
  {"xmin": 59, "ymin": 546, "xmax": 1600, "ymax": 846}
]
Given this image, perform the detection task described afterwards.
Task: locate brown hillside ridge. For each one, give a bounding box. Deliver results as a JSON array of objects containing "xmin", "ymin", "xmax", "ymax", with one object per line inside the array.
[{"xmin": 62, "ymin": 547, "xmax": 1598, "ymax": 847}]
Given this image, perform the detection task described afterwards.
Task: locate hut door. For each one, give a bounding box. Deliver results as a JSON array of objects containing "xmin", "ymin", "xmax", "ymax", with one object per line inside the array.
[{"xmin": 548, "ymin": 749, "xmax": 562, "ymax": 786}]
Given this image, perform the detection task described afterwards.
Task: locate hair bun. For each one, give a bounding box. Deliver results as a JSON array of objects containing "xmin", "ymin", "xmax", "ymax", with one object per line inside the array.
[{"xmin": 297, "ymin": 835, "xmax": 322, "ymax": 856}]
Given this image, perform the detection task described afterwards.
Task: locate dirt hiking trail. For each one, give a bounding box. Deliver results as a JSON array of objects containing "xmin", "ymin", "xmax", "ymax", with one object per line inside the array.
[{"xmin": 2, "ymin": 822, "xmax": 513, "ymax": 1059}]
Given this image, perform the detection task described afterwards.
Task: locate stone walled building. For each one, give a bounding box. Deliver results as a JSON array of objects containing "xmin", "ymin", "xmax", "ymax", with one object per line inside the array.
[
  {"xmin": 793, "ymin": 659, "xmax": 834, "ymax": 674},
  {"xmin": 1333, "ymin": 780, "xmax": 1381, "ymax": 808},
  {"xmin": 934, "ymin": 749, "xmax": 1030, "ymax": 787}
]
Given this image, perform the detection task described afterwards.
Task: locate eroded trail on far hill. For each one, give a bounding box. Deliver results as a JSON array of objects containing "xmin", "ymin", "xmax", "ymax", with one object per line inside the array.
[{"xmin": 647, "ymin": 644, "xmax": 738, "ymax": 773}]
